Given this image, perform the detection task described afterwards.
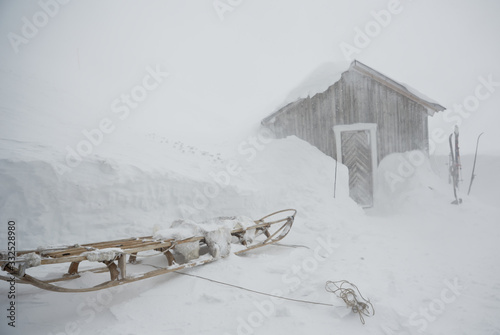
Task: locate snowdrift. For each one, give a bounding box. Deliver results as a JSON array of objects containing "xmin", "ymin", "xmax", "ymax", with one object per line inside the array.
[
  {"xmin": 1, "ymin": 135, "xmax": 499, "ymax": 335},
  {"xmin": 372, "ymin": 150, "xmax": 451, "ymax": 214},
  {"xmin": 0, "ymin": 135, "xmax": 355, "ymax": 250}
]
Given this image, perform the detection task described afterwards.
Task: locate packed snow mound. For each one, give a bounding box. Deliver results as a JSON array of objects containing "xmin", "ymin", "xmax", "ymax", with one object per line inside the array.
[
  {"xmin": 240, "ymin": 135, "xmax": 357, "ymax": 216},
  {"xmin": 0, "ymin": 134, "xmax": 355, "ymax": 250},
  {"xmin": 372, "ymin": 150, "xmax": 451, "ymax": 214}
]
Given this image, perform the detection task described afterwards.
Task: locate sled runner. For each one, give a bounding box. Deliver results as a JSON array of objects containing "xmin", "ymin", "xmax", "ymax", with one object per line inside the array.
[{"xmin": 0, "ymin": 209, "xmax": 296, "ymax": 293}]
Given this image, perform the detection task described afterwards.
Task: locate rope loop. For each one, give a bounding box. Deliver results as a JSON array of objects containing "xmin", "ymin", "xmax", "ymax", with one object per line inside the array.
[{"xmin": 325, "ymin": 280, "xmax": 375, "ymax": 324}]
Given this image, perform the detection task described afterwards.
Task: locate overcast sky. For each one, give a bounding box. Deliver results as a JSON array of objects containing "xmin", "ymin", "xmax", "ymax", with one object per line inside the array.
[{"xmin": 1, "ymin": 0, "xmax": 499, "ymax": 154}]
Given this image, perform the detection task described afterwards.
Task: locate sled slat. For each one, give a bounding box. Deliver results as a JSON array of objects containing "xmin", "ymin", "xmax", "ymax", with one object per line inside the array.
[{"xmin": 1, "ymin": 209, "xmax": 297, "ymax": 293}]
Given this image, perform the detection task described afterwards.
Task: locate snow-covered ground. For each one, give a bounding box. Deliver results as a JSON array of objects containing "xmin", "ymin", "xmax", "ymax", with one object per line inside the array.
[
  {"xmin": 1, "ymin": 1, "xmax": 500, "ymax": 334},
  {"xmin": 1, "ymin": 130, "xmax": 499, "ymax": 335}
]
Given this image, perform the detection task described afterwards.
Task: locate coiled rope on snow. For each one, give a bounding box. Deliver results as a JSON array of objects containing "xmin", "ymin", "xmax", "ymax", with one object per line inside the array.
[
  {"xmin": 177, "ymin": 272, "xmax": 374, "ymax": 324},
  {"xmin": 325, "ymin": 280, "xmax": 375, "ymax": 324}
]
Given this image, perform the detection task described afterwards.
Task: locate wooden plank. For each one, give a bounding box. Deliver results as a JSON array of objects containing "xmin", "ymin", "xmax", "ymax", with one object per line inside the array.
[
  {"xmin": 9, "ymin": 216, "xmax": 291, "ymax": 267},
  {"xmin": 44, "ymin": 239, "xmax": 174, "ymax": 258},
  {"xmin": 79, "ymin": 236, "xmax": 154, "ymax": 249},
  {"xmin": 41, "ymin": 255, "xmax": 89, "ymax": 265},
  {"xmin": 45, "ymin": 241, "xmax": 150, "ymax": 258},
  {"xmin": 16, "ymin": 236, "xmax": 153, "ymax": 257}
]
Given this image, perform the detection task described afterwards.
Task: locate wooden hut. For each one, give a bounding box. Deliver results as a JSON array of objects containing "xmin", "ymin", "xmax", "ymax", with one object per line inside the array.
[{"xmin": 261, "ymin": 60, "xmax": 445, "ymax": 207}]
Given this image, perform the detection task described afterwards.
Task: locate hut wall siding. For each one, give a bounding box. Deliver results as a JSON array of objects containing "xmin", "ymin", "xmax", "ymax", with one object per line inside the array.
[{"xmin": 267, "ymin": 68, "xmax": 430, "ymax": 163}]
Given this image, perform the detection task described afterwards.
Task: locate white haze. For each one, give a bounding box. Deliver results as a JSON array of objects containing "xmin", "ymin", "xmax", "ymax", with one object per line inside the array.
[{"xmin": 1, "ymin": 0, "xmax": 499, "ymax": 155}]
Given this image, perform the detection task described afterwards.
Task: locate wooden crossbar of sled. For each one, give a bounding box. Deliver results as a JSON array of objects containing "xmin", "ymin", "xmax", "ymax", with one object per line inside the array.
[{"xmin": 0, "ymin": 209, "xmax": 296, "ymax": 293}]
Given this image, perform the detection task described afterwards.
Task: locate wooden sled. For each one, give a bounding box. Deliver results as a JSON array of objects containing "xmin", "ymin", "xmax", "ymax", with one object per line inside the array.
[{"xmin": 0, "ymin": 209, "xmax": 296, "ymax": 293}]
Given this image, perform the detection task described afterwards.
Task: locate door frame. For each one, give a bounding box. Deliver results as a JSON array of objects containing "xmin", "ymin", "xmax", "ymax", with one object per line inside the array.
[{"xmin": 333, "ymin": 123, "xmax": 378, "ymax": 206}]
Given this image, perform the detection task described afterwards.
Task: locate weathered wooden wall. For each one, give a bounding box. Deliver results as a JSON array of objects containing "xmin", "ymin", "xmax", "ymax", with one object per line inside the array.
[{"xmin": 266, "ymin": 68, "xmax": 429, "ymax": 164}]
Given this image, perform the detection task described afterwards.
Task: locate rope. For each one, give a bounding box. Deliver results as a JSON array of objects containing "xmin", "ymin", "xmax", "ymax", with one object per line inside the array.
[
  {"xmin": 273, "ymin": 243, "xmax": 310, "ymax": 249},
  {"xmin": 175, "ymin": 271, "xmax": 333, "ymax": 307},
  {"xmin": 325, "ymin": 280, "xmax": 375, "ymax": 324},
  {"xmin": 118, "ymin": 261, "xmax": 374, "ymax": 326}
]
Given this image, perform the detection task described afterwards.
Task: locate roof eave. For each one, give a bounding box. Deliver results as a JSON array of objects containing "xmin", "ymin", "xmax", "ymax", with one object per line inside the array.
[{"xmin": 351, "ymin": 60, "xmax": 446, "ymax": 115}]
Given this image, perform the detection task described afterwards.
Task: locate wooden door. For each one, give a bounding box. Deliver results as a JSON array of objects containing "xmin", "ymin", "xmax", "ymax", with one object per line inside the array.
[
  {"xmin": 333, "ymin": 123, "xmax": 377, "ymax": 208},
  {"xmin": 341, "ymin": 130, "xmax": 373, "ymax": 207}
]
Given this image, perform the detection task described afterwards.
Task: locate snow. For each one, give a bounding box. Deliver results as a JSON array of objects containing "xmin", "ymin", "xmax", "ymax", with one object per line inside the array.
[
  {"xmin": 203, "ymin": 226, "xmax": 232, "ymax": 259},
  {"xmin": 398, "ymin": 81, "xmax": 444, "ymax": 108},
  {"xmin": 153, "ymin": 216, "xmax": 256, "ymax": 261},
  {"xmin": 19, "ymin": 252, "xmax": 41, "ymax": 268},
  {"xmin": 83, "ymin": 248, "xmax": 124, "ymax": 263},
  {"xmin": 197, "ymin": 217, "xmax": 252, "ymax": 259},
  {"xmin": 280, "ymin": 61, "xmax": 350, "ymax": 109},
  {"xmin": 1, "ymin": 133, "xmax": 499, "ymax": 334},
  {"xmin": 154, "ymin": 221, "xmax": 199, "ymax": 241},
  {"xmin": 278, "ymin": 61, "xmax": 443, "ymax": 116},
  {"xmin": 267, "ymin": 60, "xmax": 445, "ymax": 126},
  {"xmin": 1, "ymin": 1, "xmax": 500, "ymax": 334}
]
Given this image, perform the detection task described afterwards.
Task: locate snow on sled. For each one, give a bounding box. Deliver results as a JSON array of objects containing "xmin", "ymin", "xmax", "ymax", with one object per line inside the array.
[{"xmin": 1, "ymin": 209, "xmax": 295, "ymax": 293}]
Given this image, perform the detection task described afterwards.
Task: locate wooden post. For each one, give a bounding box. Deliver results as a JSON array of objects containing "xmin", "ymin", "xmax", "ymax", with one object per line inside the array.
[
  {"xmin": 128, "ymin": 253, "xmax": 138, "ymax": 264},
  {"xmin": 263, "ymin": 229, "xmax": 271, "ymax": 238},
  {"xmin": 103, "ymin": 261, "xmax": 119, "ymax": 281},
  {"xmin": 240, "ymin": 236, "xmax": 247, "ymax": 246},
  {"xmin": 117, "ymin": 254, "xmax": 126, "ymax": 279},
  {"xmin": 165, "ymin": 251, "xmax": 175, "ymax": 266},
  {"xmin": 67, "ymin": 262, "xmax": 80, "ymax": 275}
]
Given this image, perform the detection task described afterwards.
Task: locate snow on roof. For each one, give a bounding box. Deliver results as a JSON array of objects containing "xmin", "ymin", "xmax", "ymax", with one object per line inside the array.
[
  {"xmin": 398, "ymin": 80, "xmax": 443, "ymax": 106},
  {"xmin": 350, "ymin": 60, "xmax": 446, "ymax": 114},
  {"xmin": 282, "ymin": 61, "xmax": 351, "ymax": 108},
  {"xmin": 264, "ymin": 60, "xmax": 445, "ymax": 124}
]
